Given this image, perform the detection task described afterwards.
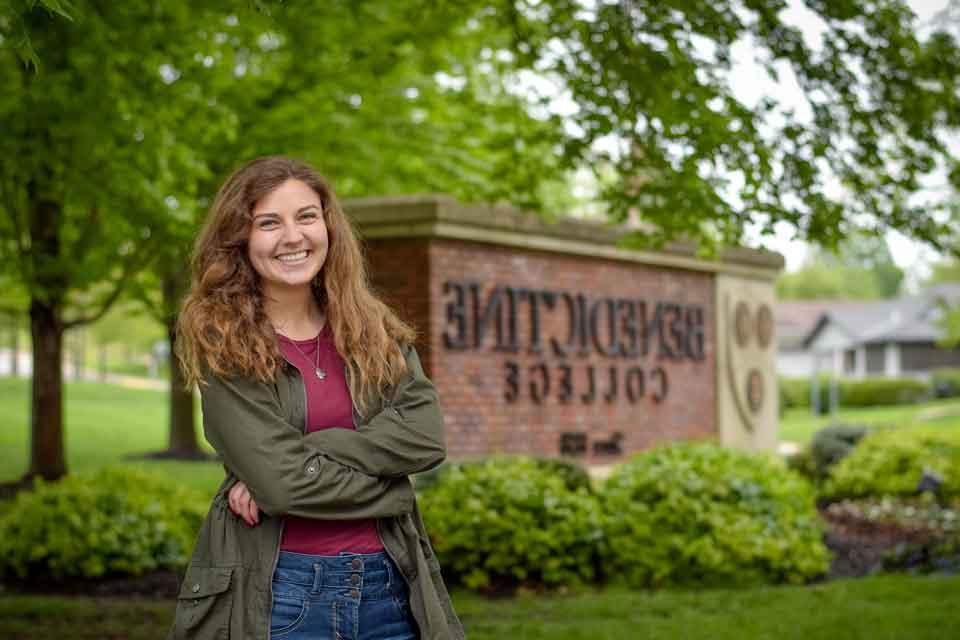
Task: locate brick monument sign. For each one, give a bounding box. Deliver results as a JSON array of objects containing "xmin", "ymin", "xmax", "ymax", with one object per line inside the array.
[{"xmin": 346, "ymin": 195, "xmax": 783, "ymax": 464}]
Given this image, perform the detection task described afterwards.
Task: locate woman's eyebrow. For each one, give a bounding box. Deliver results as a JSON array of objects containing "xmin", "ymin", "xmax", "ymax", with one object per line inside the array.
[{"xmin": 252, "ymin": 205, "xmax": 320, "ymax": 218}]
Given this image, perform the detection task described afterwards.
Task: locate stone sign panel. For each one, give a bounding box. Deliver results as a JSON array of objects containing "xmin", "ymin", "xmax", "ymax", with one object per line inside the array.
[{"xmin": 347, "ymin": 195, "xmax": 782, "ymax": 463}]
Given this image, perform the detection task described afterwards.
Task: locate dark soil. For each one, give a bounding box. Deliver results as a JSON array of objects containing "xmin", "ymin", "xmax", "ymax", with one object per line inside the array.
[
  {"xmin": 1, "ymin": 569, "xmax": 183, "ymax": 600},
  {"xmin": 819, "ymin": 506, "xmax": 939, "ymax": 579}
]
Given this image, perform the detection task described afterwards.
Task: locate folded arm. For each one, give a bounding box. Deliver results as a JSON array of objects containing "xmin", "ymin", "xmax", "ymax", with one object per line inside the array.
[
  {"xmin": 302, "ymin": 343, "xmax": 446, "ymax": 478},
  {"xmin": 201, "ymin": 371, "xmax": 414, "ymax": 520}
]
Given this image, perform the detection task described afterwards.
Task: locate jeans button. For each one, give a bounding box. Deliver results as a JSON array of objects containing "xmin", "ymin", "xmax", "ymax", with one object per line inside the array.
[
  {"xmin": 350, "ymin": 588, "xmax": 360, "ymax": 598},
  {"xmin": 351, "ymin": 574, "xmax": 361, "ymax": 585},
  {"xmin": 351, "ymin": 558, "xmax": 362, "ymax": 570}
]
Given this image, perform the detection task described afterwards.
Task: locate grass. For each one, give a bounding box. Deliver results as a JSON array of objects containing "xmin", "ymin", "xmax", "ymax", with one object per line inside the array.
[
  {"xmin": 0, "ymin": 574, "xmax": 957, "ymax": 639},
  {"xmin": 0, "ymin": 377, "xmax": 222, "ymax": 497},
  {"xmin": 778, "ymin": 397, "xmax": 960, "ymax": 444}
]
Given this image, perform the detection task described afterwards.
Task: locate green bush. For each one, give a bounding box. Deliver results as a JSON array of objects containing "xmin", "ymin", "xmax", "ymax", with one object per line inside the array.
[
  {"xmin": 599, "ymin": 443, "xmax": 829, "ymax": 588},
  {"xmin": 839, "ymin": 377, "xmax": 930, "ymax": 407},
  {"xmin": 779, "ymin": 376, "xmax": 831, "ymax": 413},
  {"xmin": 932, "ymin": 368, "xmax": 960, "ymax": 399},
  {"xmin": 420, "ymin": 456, "xmax": 602, "ymax": 590},
  {"xmin": 785, "ymin": 447, "xmax": 817, "ymax": 483},
  {"xmin": 0, "ymin": 467, "xmax": 207, "ymax": 581},
  {"xmin": 414, "ymin": 457, "xmax": 592, "ymax": 494},
  {"xmin": 810, "ymin": 423, "xmax": 870, "ymax": 479},
  {"xmin": 779, "ymin": 376, "xmax": 929, "ymax": 411},
  {"xmin": 822, "ymin": 428, "xmax": 960, "ymax": 501}
]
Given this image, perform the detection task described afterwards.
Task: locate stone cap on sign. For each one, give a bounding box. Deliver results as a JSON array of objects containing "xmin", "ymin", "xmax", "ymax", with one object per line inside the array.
[{"xmin": 343, "ymin": 194, "xmax": 784, "ymax": 281}]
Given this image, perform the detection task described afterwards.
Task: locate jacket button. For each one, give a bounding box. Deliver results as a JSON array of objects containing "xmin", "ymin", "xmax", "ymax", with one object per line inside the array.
[
  {"xmin": 307, "ymin": 465, "xmax": 317, "ymax": 473},
  {"xmin": 191, "ymin": 583, "xmax": 200, "ymax": 593},
  {"xmin": 392, "ymin": 408, "xmax": 402, "ymax": 418}
]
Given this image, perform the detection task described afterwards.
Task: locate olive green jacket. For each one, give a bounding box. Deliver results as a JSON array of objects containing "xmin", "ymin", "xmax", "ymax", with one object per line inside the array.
[{"xmin": 168, "ymin": 343, "xmax": 465, "ymax": 640}]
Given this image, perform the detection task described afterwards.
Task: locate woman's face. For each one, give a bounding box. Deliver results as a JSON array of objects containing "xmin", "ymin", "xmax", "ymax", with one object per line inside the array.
[{"xmin": 247, "ymin": 179, "xmax": 329, "ymax": 294}]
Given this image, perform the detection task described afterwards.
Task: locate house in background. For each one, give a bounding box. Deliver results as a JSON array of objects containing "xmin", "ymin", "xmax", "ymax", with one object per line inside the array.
[{"xmin": 776, "ymin": 283, "xmax": 960, "ymax": 380}]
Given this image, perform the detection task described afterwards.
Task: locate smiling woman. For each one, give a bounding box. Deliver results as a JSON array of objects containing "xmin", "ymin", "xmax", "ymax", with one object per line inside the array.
[{"xmin": 172, "ymin": 156, "xmax": 463, "ymax": 640}]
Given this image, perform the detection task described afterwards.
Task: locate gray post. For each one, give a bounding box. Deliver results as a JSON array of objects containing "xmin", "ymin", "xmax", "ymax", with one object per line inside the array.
[{"xmin": 811, "ymin": 353, "xmax": 820, "ymax": 416}]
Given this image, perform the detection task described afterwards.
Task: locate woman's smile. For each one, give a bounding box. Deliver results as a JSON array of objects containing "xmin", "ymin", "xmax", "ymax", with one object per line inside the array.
[{"xmin": 276, "ymin": 249, "xmax": 309, "ymax": 263}]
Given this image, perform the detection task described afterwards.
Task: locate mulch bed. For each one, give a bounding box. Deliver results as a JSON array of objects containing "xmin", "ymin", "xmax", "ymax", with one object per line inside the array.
[
  {"xmin": 819, "ymin": 506, "xmax": 939, "ymax": 579},
  {"xmin": 0, "ymin": 570, "xmax": 183, "ymax": 600}
]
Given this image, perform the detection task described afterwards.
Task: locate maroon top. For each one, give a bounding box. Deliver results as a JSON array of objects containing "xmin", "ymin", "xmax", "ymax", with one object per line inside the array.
[{"xmin": 277, "ymin": 322, "xmax": 383, "ymax": 554}]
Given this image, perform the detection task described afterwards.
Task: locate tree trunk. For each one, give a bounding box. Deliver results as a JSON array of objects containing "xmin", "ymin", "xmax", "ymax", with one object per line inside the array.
[
  {"xmin": 10, "ymin": 317, "xmax": 20, "ymax": 377},
  {"xmin": 165, "ymin": 269, "xmax": 199, "ymax": 455},
  {"xmin": 72, "ymin": 328, "xmax": 85, "ymax": 381},
  {"xmin": 25, "ymin": 179, "xmax": 68, "ymax": 482},
  {"xmin": 27, "ymin": 299, "xmax": 66, "ymax": 481},
  {"xmin": 167, "ymin": 318, "xmax": 199, "ymax": 453},
  {"xmin": 98, "ymin": 343, "xmax": 108, "ymax": 382}
]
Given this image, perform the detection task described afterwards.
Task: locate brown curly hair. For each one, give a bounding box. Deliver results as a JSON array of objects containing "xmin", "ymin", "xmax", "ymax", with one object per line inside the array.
[{"xmin": 177, "ymin": 156, "xmax": 416, "ymax": 417}]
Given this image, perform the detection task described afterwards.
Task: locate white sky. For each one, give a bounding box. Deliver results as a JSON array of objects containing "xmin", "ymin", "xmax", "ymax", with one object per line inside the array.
[{"xmin": 743, "ymin": 0, "xmax": 952, "ymax": 286}]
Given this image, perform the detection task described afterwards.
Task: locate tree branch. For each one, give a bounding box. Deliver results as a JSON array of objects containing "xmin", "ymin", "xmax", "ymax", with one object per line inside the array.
[
  {"xmin": 68, "ymin": 203, "xmax": 101, "ymax": 264},
  {"xmin": 62, "ymin": 234, "xmax": 162, "ymax": 330}
]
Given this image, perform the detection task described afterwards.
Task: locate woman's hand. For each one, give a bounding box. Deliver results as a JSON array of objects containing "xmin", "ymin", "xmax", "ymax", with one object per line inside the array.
[{"xmin": 228, "ymin": 481, "xmax": 260, "ymax": 526}]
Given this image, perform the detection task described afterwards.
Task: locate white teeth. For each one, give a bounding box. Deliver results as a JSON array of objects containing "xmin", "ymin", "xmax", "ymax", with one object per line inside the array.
[{"xmin": 277, "ymin": 251, "xmax": 308, "ymax": 262}]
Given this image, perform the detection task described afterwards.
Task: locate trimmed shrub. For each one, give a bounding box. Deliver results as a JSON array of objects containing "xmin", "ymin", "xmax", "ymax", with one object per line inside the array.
[
  {"xmin": 785, "ymin": 447, "xmax": 818, "ymax": 483},
  {"xmin": 414, "ymin": 456, "xmax": 592, "ymax": 494},
  {"xmin": 420, "ymin": 456, "xmax": 602, "ymax": 590},
  {"xmin": 932, "ymin": 368, "xmax": 960, "ymax": 399},
  {"xmin": 599, "ymin": 443, "xmax": 829, "ymax": 588},
  {"xmin": 822, "ymin": 428, "xmax": 960, "ymax": 501},
  {"xmin": 810, "ymin": 423, "xmax": 870, "ymax": 479},
  {"xmin": 779, "ymin": 376, "xmax": 830, "ymax": 413},
  {"xmin": 779, "ymin": 376, "xmax": 929, "ymax": 411},
  {"xmin": 0, "ymin": 467, "xmax": 207, "ymax": 581},
  {"xmin": 839, "ymin": 377, "xmax": 929, "ymax": 407}
]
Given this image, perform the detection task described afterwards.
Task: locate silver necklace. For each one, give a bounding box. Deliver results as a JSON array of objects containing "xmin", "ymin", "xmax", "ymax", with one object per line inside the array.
[{"xmin": 282, "ymin": 332, "xmax": 326, "ymax": 380}]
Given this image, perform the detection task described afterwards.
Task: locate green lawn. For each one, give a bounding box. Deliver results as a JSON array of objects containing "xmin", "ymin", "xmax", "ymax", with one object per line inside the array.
[
  {"xmin": 778, "ymin": 397, "xmax": 960, "ymax": 444},
  {"xmin": 0, "ymin": 377, "xmax": 223, "ymax": 497},
  {"xmin": 1, "ymin": 574, "xmax": 957, "ymax": 639}
]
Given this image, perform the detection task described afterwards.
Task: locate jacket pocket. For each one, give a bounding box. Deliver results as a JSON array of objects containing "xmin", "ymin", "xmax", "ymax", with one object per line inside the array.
[{"xmin": 171, "ymin": 566, "xmax": 235, "ymax": 639}]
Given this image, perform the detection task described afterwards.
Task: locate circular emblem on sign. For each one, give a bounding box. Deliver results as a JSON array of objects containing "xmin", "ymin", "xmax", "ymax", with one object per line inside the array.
[
  {"xmin": 746, "ymin": 369, "xmax": 764, "ymax": 414},
  {"xmin": 756, "ymin": 304, "xmax": 773, "ymax": 349},
  {"xmin": 734, "ymin": 301, "xmax": 751, "ymax": 348}
]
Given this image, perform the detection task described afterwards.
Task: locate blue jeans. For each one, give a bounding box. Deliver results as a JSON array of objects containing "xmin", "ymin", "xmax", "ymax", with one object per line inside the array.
[{"xmin": 270, "ymin": 550, "xmax": 418, "ymax": 640}]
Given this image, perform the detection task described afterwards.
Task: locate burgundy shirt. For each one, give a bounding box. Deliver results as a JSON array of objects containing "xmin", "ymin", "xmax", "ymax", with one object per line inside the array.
[{"xmin": 277, "ymin": 323, "xmax": 383, "ymax": 554}]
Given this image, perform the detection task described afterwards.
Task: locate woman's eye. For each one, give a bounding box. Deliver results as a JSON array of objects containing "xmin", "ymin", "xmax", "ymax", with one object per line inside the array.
[
  {"xmin": 257, "ymin": 220, "xmax": 278, "ymax": 230},
  {"xmin": 299, "ymin": 211, "xmax": 319, "ymax": 222}
]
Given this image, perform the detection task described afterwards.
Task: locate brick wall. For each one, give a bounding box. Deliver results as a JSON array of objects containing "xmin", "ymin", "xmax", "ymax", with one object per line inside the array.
[{"xmin": 365, "ymin": 236, "xmax": 717, "ymax": 464}]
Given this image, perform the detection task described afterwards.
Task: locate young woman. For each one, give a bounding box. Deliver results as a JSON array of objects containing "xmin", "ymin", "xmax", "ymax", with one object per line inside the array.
[{"xmin": 172, "ymin": 156, "xmax": 463, "ymax": 640}]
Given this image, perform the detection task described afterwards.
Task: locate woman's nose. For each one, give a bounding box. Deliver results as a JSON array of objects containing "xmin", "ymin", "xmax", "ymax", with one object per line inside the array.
[{"xmin": 280, "ymin": 221, "xmax": 304, "ymax": 244}]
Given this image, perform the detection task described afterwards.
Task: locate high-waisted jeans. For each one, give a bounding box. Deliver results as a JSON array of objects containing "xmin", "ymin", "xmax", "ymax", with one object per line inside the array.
[{"xmin": 270, "ymin": 550, "xmax": 418, "ymax": 640}]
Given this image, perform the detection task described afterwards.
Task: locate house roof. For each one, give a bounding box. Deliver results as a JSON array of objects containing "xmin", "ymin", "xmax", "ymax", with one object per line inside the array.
[
  {"xmin": 775, "ymin": 300, "xmax": 870, "ymax": 349},
  {"xmin": 776, "ymin": 283, "xmax": 960, "ymax": 350}
]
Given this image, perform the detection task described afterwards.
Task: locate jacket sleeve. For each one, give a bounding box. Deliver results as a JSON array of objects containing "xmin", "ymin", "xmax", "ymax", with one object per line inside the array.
[
  {"xmin": 300, "ymin": 343, "xmax": 446, "ymax": 478},
  {"xmin": 200, "ymin": 371, "xmax": 414, "ymax": 520}
]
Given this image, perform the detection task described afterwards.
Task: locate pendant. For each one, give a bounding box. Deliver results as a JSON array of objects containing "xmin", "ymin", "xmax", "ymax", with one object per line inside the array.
[{"xmin": 315, "ymin": 367, "xmax": 326, "ymax": 380}]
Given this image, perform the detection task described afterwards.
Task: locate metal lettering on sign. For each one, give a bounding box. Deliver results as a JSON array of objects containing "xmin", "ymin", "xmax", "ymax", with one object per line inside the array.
[{"xmin": 443, "ymin": 281, "xmax": 709, "ymax": 408}]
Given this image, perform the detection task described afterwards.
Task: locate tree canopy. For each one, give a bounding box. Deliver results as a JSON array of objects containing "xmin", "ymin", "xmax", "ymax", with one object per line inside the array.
[
  {"xmin": 485, "ymin": 0, "xmax": 960, "ymax": 254},
  {"xmin": 5, "ymin": 0, "xmax": 960, "ymax": 479}
]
